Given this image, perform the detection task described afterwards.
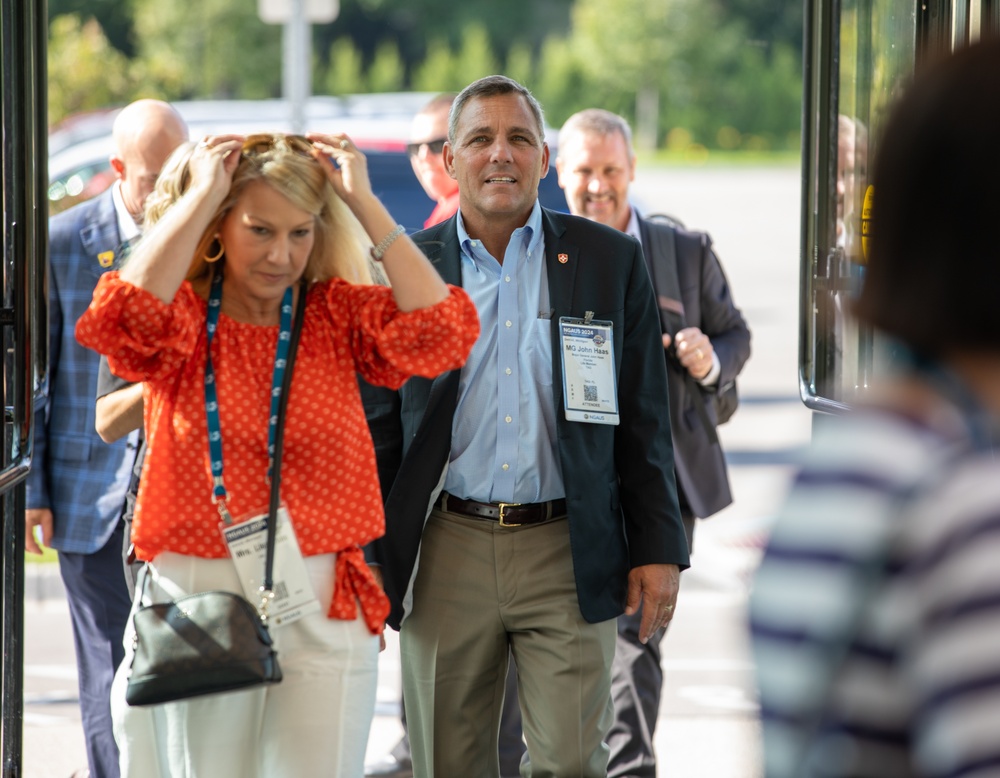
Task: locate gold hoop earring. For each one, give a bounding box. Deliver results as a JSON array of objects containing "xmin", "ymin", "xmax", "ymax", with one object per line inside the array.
[{"xmin": 204, "ymin": 237, "xmax": 224, "ymax": 263}]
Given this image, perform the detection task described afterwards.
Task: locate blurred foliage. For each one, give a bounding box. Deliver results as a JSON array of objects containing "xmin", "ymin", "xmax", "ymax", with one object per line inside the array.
[
  {"xmin": 49, "ymin": 0, "xmax": 136, "ymax": 55},
  {"xmin": 366, "ymin": 39, "xmax": 406, "ymax": 92},
  {"xmin": 531, "ymin": 37, "xmax": 587, "ymax": 129},
  {"xmin": 323, "ymin": 37, "xmax": 367, "ymax": 94},
  {"xmin": 48, "ymin": 15, "xmax": 131, "ymax": 124},
  {"xmin": 128, "ymin": 0, "xmax": 282, "ymax": 100},
  {"xmin": 410, "ymin": 40, "xmax": 459, "ymax": 92},
  {"xmin": 568, "ymin": 0, "xmax": 674, "ymax": 146},
  {"xmin": 313, "ymin": 0, "xmax": 574, "ymax": 74},
  {"xmin": 47, "ymin": 0, "xmax": 802, "ymax": 150}
]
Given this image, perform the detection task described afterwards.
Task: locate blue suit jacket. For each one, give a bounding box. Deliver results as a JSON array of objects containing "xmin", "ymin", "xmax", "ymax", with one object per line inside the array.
[
  {"xmin": 375, "ymin": 207, "xmax": 690, "ymax": 630},
  {"xmin": 27, "ymin": 188, "xmax": 138, "ymax": 553}
]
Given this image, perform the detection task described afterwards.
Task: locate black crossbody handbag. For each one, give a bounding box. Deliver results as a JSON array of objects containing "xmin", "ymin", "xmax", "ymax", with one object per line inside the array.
[{"xmin": 124, "ymin": 283, "xmax": 306, "ymax": 707}]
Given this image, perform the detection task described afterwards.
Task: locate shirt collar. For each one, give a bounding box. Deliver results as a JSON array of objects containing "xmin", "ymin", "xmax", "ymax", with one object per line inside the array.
[
  {"xmin": 111, "ymin": 180, "xmax": 142, "ymax": 242},
  {"xmin": 457, "ymin": 199, "xmax": 544, "ymax": 264},
  {"xmin": 624, "ymin": 206, "xmax": 641, "ymax": 242}
]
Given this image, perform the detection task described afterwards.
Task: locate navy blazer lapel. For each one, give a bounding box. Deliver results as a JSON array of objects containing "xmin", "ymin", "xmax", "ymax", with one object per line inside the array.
[
  {"xmin": 413, "ymin": 216, "xmax": 463, "ymax": 411},
  {"xmin": 414, "ymin": 216, "xmax": 462, "ymax": 287},
  {"xmin": 541, "ymin": 208, "xmax": 579, "ymax": 317},
  {"xmin": 382, "ymin": 218, "xmax": 463, "ymax": 628},
  {"xmin": 80, "ymin": 189, "xmax": 122, "ymax": 262},
  {"xmin": 540, "ymin": 208, "xmax": 581, "ymax": 413}
]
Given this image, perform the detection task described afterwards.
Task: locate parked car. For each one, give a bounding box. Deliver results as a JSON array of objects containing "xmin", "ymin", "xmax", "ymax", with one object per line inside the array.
[{"xmin": 48, "ymin": 95, "xmax": 568, "ymax": 231}]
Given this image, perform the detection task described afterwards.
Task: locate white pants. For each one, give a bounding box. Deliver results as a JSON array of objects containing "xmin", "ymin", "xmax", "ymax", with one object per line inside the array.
[{"xmin": 111, "ymin": 552, "xmax": 379, "ymax": 778}]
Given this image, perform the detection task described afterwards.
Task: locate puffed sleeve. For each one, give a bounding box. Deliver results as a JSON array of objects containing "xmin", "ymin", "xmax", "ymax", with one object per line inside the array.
[
  {"xmin": 321, "ymin": 280, "xmax": 480, "ymax": 389},
  {"xmin": 75, "ymin": 272, "xmax": 202, "ymax": 383}
]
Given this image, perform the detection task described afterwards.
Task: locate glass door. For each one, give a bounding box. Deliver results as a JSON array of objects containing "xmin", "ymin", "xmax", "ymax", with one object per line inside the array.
[{"xmin": 799, "ymin": 0, "xmax": 992, "ymax": 412}]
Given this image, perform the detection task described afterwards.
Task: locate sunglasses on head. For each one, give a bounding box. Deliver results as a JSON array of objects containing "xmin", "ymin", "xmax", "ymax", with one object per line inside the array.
[
  {"xmin": 242, "ymin": 133, "xmax": 315, "ymax": 158},
  {"xmin": 406, "ymin": 138, "xmax": 447, "ymax": 158}
]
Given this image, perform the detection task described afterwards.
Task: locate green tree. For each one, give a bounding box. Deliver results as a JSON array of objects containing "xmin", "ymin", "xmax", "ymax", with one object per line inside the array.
[
  {"xmin": 569, "ymin": 0, "xmax": 675, "ymax": 149},
  {"xmin": 129, "ymin": 0, "xmax": 282, "ymax": 99},
  {"xmin": 323, "ymin": 37, "xmax": 367, "ymax": 95},
  {"xmin": 664, "ymin": 0, "xmax": 800, "ymax": 149},
  {"xmin": 718, "ymin": 0, "xmax": 804, "ymax": 59},
  {"xmin": 411, "ymin": 40, "xmax": 460, "ymax": 92},
  {"xmin": 312, "ymin": 0, "xmax": 573, "ymax": 78},
  {"xmin": 505, "ymin": 42, "xmax": 535, "ymax": 88},
  {"xmin": 366, "ymin": 39, "xmax": 405, "ymax": 92},
  {"xmin": 532, "ymin": 36, "xmax": 587, "ymax": 130},
  {"xmin": 562, "ymin": 0, "xmax": 801, "ymax": 150},
  {"xmin": 48, "ymin": 14, "xmax": 131, "ymax": 124},
  {"xmin": 49, "ymin": 0, "xmax": 135, "ymax": 55},
  {"xmin": 453, "ymin": 24, "xmax": 499, "ymax": 82}
]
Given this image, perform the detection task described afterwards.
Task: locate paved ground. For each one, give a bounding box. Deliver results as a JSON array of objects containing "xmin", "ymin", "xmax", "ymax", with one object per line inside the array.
[{"xmin": 23, "ymin": 163, "xmax": 811, "ymax": 777}]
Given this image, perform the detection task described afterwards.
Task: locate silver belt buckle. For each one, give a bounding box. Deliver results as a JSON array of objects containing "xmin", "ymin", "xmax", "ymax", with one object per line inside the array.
[{"xmin": 497, "ymin": 502, "xmax": 522, "ymax": 527}]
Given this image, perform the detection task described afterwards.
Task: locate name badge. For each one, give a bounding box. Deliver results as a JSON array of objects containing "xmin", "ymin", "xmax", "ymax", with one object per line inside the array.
[
  {"xmin": 221, "ymin": 506, "xmax": 320, "ymax": 627},
  {"xmin": 559, "ymin": 316, "xmax": 619, "ymax": 425}
]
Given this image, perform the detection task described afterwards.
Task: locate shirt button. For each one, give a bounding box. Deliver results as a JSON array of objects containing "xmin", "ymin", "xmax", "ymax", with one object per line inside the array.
[
  {"xmin": 505, "ymin": 275, "xmax": 511, "ymax": 282},
  {"xmin": 502, "ymin": 463, "xmax": 510, "ymax": 471},
  {"xmin": 505, "ymin": 368, "xmax": 512, "ymax": 375},
  {"xmin": 505, "ymin": 320, "xmax": 512, "ymax": 328},
  {"xmin": 505, "ymin": 415, "xmax": 512, "ymax": 423}
]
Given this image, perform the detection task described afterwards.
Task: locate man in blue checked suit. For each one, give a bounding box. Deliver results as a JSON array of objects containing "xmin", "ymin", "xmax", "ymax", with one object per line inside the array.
[{"xmin": 26, "ymin": 99, "xmax": 187, "ymax": 778}]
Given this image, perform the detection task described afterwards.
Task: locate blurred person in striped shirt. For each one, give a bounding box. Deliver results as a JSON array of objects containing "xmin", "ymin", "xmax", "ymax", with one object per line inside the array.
[{"xmin": 750, "ymin": 38, "xmax": 1000, "ymax": 778}]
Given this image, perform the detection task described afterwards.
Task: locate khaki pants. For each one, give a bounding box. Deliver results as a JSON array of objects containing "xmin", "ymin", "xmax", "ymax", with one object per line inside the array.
[{"xmin": 401, "ymin": 509, "xmax": 616, "ymax": 778}]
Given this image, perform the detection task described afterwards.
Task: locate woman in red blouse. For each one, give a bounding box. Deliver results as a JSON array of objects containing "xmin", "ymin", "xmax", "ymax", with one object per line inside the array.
[{"xmin": 76, "ymin": 133, "xmax": 479, "ymax": 777}]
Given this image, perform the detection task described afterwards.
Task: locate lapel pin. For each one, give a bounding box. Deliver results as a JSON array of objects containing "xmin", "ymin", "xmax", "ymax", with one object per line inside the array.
[
  {"xmin": 98, "ymin": 250, "xmax": 115, "ymax": 268},
  {"xmin": 558, "ymin": 253, "xmax": 569, "ymax": 264}
]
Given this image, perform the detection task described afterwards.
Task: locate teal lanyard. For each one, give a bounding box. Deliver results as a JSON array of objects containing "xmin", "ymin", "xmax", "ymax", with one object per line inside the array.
[{"xmin": 204, "ymin": 271, "xmax": 294, "ymax": 524}]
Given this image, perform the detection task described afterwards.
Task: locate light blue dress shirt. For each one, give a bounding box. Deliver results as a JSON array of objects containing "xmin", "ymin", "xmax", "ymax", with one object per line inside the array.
[{"xmin": 443, "ymin": 201, "xmax": 565, "ymax": 504}]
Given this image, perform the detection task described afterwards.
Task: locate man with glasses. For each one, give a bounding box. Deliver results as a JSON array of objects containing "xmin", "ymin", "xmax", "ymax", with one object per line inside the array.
[{"xmin": 407, "ymin": 94, "xmax": 461, "ymax": 228}]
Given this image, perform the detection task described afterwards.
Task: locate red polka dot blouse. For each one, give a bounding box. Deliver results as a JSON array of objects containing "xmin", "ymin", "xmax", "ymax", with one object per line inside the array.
[{"xmin": 76, "ymin": 273, "xmax": 479, "ymax": 633}]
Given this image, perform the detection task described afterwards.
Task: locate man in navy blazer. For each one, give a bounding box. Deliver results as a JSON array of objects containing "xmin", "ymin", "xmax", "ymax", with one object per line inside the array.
[
  {"xmin": 27, "ymin": 99, "xmax": 187, "ymax": 778},
  {"xmin": 372, "ymin": 76, "xmax": 689, "ymax": 778},
  {"xmin": 556, "ymin": 109, "xmax": 751, "ymax": 778}
]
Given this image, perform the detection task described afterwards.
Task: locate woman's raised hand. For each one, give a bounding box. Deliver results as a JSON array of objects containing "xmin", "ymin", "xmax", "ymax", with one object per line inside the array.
[
  {"xmin": 191, "ymin": 134, "xmax": 244, "ymax": 206},
  {"xmin": 307, "ymin": 133, "xmax": 374, "ymax": 209}
]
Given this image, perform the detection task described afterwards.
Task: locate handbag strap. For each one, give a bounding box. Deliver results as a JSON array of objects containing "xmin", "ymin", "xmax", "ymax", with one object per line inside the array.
[{"xmin": 263, "ymin": 281, "xmax": 308, "ymax": 594}]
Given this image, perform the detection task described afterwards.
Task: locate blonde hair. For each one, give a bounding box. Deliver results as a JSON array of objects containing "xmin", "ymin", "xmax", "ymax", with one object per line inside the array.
[
  {"xmin": 146, "ymin": 134, "xmax": 373, "ymax": 286},
  {"xmin": 143, "ymin": 141, "xmax": 197, "ymax": 228}
]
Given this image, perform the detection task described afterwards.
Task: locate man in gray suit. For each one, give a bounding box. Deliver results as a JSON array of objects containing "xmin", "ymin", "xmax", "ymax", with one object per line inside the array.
[
  {"xmin": 556, "ymin": 108, "xmax": 751, "ymax": 778},
  {"xmin": 373, "ymin": 77, "xmax": 689, "ymax": 778}
]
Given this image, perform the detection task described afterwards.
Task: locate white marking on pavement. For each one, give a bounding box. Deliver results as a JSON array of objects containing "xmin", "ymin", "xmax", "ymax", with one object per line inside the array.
[
  {"xmin": 677, "ymin": 685, "xmax": 759, "ymax": 712},
  {"xmin": 24, "ymin": 664, "xmax": 77, "ymax": 680}
]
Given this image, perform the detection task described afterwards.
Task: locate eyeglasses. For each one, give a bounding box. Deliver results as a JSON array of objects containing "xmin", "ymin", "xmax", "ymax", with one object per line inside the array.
[{"xmin": 406, "ymin": 138, "xmax": 448, "ymax": 158}]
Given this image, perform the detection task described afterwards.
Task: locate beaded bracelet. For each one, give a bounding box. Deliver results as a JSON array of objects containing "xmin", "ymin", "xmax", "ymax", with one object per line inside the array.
[{"xmin": 369, "ymin": 224, "xmax": 406, "ymax": 262}]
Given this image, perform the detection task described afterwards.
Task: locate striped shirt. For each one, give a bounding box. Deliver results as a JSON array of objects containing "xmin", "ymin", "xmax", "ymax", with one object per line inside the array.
[{"xmin": 750, "ymin": 409, "xmax": 1000, "ymax": 777}]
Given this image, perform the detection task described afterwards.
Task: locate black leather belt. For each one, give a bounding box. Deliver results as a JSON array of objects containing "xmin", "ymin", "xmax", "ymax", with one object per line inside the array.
[{"xmin": 440, "ymin": 492, "xmax": 567, "ymax": 527}]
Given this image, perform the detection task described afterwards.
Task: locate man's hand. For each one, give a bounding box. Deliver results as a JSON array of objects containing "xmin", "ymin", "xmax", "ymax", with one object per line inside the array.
[
  {"xmin": 662, "ymin": 327, "xmax": 714, "ymax": 380},
  {"xmin": 25, "ymin": 508, "xmax": 54, "ymax": 555},
  {"xmin": 623, "ymin": 563, "xmax": 681, "ymax": 644}
]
